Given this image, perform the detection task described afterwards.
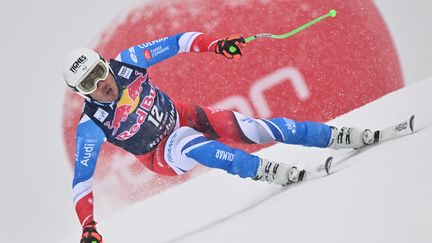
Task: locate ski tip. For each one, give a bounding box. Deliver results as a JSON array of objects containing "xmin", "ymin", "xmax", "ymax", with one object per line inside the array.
[
  {"xmin": 325, "ymin": 156, "xmax": 333, "ymax": 175},
  {"xmin": 409, "ymin": 115, "xmax": 415, "ymax": 133}
]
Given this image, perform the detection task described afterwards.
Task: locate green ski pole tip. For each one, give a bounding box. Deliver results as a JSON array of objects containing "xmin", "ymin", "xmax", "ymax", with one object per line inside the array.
[
  {"xmin": 229, "ymin": 46, "xmax": 237, "ymax": 53},
  {"xmin": 329, "ymin": 9, "xmax": 337, "ymax": 17}
]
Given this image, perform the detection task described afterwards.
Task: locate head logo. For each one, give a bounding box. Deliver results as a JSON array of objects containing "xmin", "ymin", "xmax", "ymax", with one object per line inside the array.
[{"xmin": 70, "ymin": 55, "xmax": 88, "ymax": 73}]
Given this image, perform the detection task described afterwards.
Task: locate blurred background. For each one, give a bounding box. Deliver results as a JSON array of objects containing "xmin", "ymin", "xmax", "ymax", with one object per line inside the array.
[{"xmin": 0, "ymin": 0, "xmax": 431, "ymax": 242}]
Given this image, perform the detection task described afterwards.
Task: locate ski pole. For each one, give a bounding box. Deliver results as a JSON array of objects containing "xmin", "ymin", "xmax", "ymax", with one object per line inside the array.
[{"xmin": 229, "ymin": 9, "xmax": 337, "ymax": 53}]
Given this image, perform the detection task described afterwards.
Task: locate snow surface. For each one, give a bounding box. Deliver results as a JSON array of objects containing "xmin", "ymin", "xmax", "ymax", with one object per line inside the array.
[
  {"xmin": 62, "ymin": 77, "xmax": 431, "ymax": 242},
  {"xmin": 1, "ymin": 1, "xmax": 432, "ymax": 242}
]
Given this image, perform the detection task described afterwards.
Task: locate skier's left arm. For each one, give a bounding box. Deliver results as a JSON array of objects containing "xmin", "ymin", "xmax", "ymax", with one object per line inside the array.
[
  {"xmin": 115, "ymin": 32, "xmax": 246, "ymax": 68},
  {"xmin": 72, "ymin": 115, "xmax": 106, "ymax": 227}
]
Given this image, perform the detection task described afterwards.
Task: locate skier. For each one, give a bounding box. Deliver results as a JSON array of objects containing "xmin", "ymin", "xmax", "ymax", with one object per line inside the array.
[{"xmin": 63, "ymin": 32, "xmax": 374, "ymax": 243}]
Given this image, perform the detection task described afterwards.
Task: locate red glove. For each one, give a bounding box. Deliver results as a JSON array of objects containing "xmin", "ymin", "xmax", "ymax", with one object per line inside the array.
[
  {"xmin": 215, "ymin": 35, "xmax": 246, "ymax": 59},
  {"xmin": 81, "ymin": 221, "xmax": 103, "ymax": 243}
]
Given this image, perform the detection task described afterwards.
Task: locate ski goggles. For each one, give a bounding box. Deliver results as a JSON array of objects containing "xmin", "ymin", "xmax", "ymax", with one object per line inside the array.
[{"xmin": 76, "ymin": 60, "xmax": 110, "ymax": 95}]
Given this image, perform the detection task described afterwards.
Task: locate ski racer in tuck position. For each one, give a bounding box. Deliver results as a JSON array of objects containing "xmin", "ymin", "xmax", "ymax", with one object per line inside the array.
[{"xmin": 63, "ymin": 32, "xmax": 375, "ymax": 243}]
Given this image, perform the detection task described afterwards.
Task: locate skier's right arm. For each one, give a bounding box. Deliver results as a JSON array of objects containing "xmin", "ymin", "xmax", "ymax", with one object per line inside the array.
[
  {"xmin": 72, "ymin": 114, "xmax": 106, "ymax": 228},
  {"xmin": 114, "ymin": 32, "xmax": 246, "ymax": 68}
]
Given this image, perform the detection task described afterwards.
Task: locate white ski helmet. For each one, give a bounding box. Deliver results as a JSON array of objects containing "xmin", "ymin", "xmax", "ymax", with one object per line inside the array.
[{"xmin": 62, "ymin": 48, "xmax": 110, "ymax": 96}]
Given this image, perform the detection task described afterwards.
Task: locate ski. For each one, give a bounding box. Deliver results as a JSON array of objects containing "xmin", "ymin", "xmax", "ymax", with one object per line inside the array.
[
  {"xmin": 298, "ymin": 114, "xmax": 415, "ymax": 182},
  {"xmin": 370, "ymin": 114, "xmax": 415, "ymax": 144},
  {"xmin": 326, "ymin": 114, "xmax": 416, "ymax": 175},
  {"xmin": 299, "ymin": 156, "xmax": 333, "ymax": 182}
]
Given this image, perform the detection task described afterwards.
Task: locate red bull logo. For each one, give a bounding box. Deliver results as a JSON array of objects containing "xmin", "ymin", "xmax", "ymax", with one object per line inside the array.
[
  {"xmin": 116, "ymin": 82, "xmax": 156, "ymax": 141},
  {"xmin": 104, "ymin": 71, "xmax": 147, "ymax": 135}
]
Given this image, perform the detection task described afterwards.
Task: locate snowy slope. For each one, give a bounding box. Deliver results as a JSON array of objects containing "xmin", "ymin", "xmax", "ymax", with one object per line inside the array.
[{"xmin": 63, "ymin": 77, "xmax": 432, "ymax": 243}]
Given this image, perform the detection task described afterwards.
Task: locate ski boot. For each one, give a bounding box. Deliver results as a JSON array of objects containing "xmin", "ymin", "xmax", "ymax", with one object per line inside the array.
[
  {"xmin": 328, "ymin": 126, "xmax": 375, "ymax": 150},
  {"xmin": 253, "ymin": 158, "xmax": 305, "ymax": 186}
]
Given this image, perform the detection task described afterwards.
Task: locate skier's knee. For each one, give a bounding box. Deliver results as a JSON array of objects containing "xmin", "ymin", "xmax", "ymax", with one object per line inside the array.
[
  {"xmin": 164, "ymin": 127, "xmax": 204, "ymax": 175},
  {"xmin": 269, "ymin": 118, "xmax": 331, "ymax": 147},
  {"xmin": 233, "ymin": 112, "xmax": 274, "ymax": 144}
]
